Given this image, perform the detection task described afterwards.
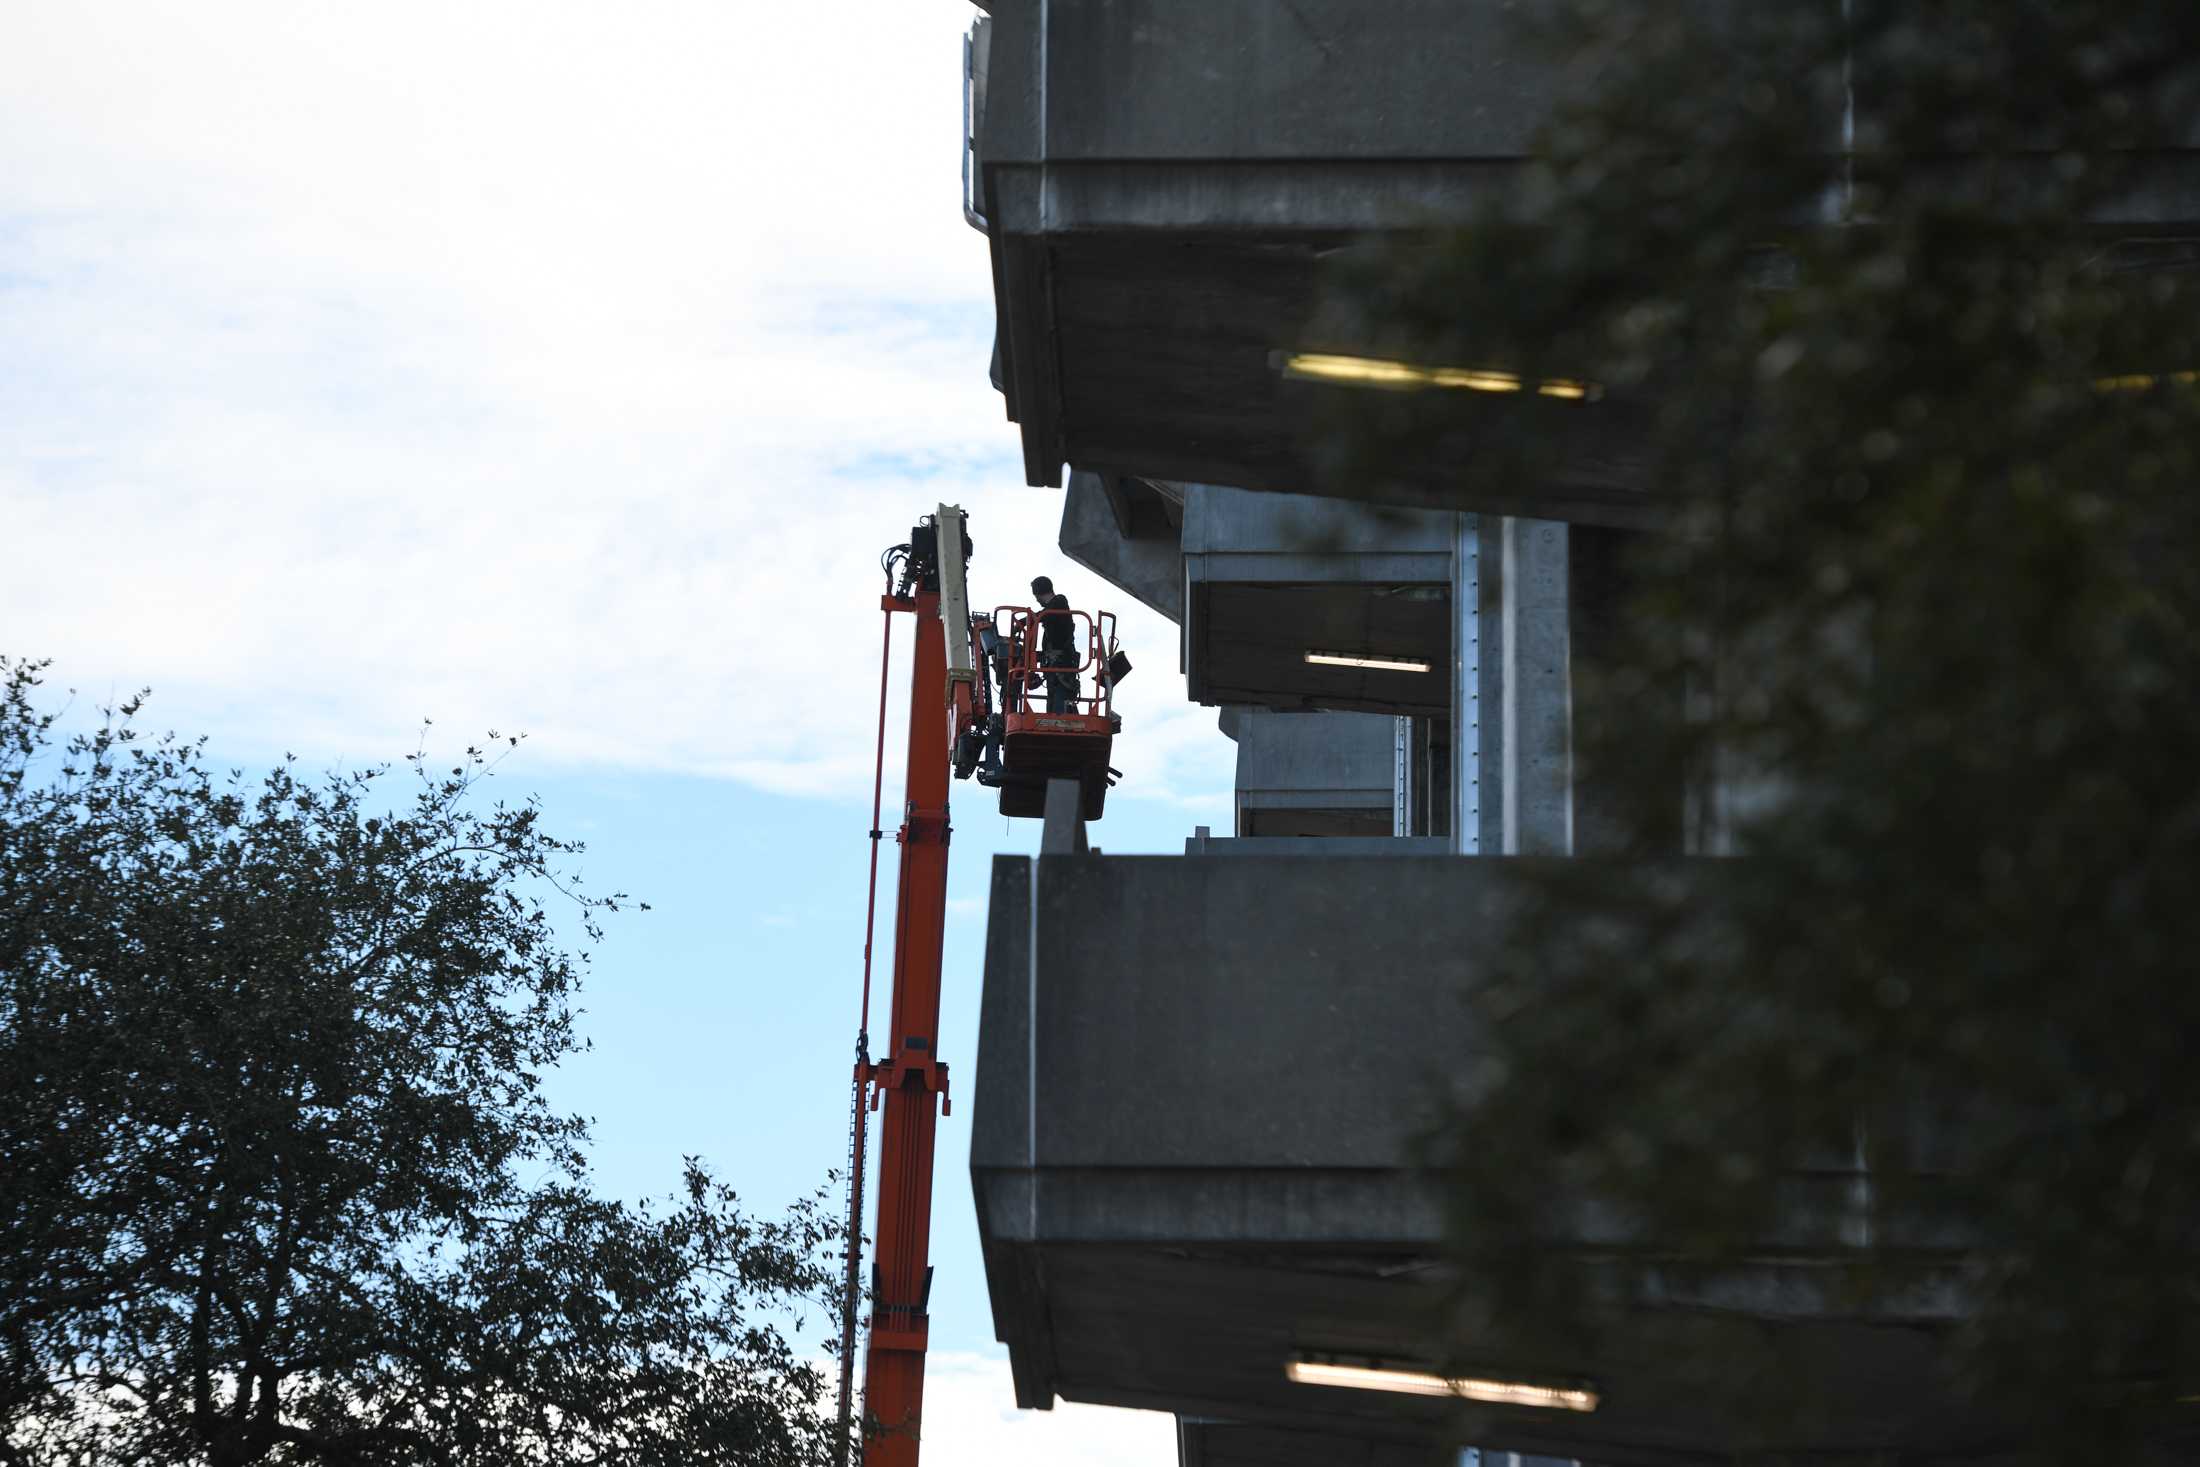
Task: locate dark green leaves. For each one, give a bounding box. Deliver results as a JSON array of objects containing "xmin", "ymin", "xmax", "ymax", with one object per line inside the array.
[
  {"xmin": 1316, "ymin": 6, "xmax": 2200, "ymax": 1455},
  {"xmin": 0, "ymin": 661, "xmax": 846, "ymax": 1465}
]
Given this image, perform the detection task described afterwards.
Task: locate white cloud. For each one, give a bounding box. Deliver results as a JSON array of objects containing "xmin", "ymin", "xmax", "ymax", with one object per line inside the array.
[
  {"xmin": 919, "ymin": 1352, "xmax": 1176, "ymax": 1466},
  {"xmin": 0, "ymin": 0, "xmax": 1231, "ymax": 807},
  {"xmin": 0, "ymin": 14, "xmax": 1231, "ymax": 1457}
]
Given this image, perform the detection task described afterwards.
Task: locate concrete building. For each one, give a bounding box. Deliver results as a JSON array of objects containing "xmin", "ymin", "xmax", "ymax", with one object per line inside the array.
[
  {"xmin": 957, "ymin": 10, "xmax": 1712, "ymax": 1465},
  {"xmin": 954, "ymin": 4, "xmax": 2200, "ymax": 1462}
]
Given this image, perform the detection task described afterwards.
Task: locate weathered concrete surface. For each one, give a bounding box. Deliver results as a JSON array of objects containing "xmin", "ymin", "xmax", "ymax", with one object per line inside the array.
[
  {"xmin": 1185, "ymin": 485, "xmax": 1455, "ymax": 569},
  {"xmin": 1035, "ymin": 2, "xmax": 1560, "ymax": 163},
  {"xmin": 1060, "ymin": 468, "xmax": 1184, "ymax": 622},
  {"xmin": 973, "ymin": 856, "xmax": 1490, "ymax": 1173},
  {"xmin": 1478, "ymin": 518, "xmax": 1573, "ymax": 855},
  {"xmin": 970, "ymin": 853, "xmax": 2001, "ymax": 1463},
  {"xmin": 1227, "ymin": 707, "xmax": 1394, "ymax": 837}
]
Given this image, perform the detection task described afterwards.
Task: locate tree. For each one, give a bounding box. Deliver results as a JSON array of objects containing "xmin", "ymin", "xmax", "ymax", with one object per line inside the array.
[
  {"xmin": 0, "ymin": 659, "xmax": 847, "ymax": 1466},
  {"xmin": 1319, "ymin": 4, "xmax": 2200, "ymax": 1457}
]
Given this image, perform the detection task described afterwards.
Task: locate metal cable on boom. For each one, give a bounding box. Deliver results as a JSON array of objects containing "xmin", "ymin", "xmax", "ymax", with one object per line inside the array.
[{"xmin": 834, "ymin": 569, "xmax": 901, "ymax": 1467}]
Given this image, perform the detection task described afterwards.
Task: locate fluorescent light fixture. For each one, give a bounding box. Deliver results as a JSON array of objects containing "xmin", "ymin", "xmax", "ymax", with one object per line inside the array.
[
  {"xmin": 1281, "ymin": 351, "xmax": 1602, "ymax": 402},
  {"xmin": 2095, "ymin": 369, "xmax": 2200, "ymax": 392},
  {"xmin": 1286, "ymin": 352, "xmax": 1432, "ymax": 388},
  {"xmin": 1286, "ymin": 1357, "xmax": 1599, "ymax": 1413},
  {"xmin": 1305, "ymin": 650, "xmax": 1433, "ymax": 674},
  {"xmin": 1428, "ymin": 366, "xmax": 1525, "ymax": 394}
]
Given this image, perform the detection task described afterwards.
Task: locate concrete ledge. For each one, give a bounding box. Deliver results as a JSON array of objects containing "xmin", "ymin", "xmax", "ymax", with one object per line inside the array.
[
  {"xmin": 969, "ymin": 851, "xmax": 2005, "ymax": 1459},
  {"xmin": 975, "ymin": 1168, "xmax": 1443, "ymax": 1246},
  {"xmin": 1178, "ymin": 1419, "xmax": 1458, "ymax": 1467},
  {"xmin": 1187, "ymin": 835, "xmax": 1451, "ymax": 857}
]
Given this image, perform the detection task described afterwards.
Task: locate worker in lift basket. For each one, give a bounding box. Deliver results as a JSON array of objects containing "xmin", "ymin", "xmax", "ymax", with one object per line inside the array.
[{"xmin": 1030, "ymin": 576, "xmax": 1081, "ymax": 714}]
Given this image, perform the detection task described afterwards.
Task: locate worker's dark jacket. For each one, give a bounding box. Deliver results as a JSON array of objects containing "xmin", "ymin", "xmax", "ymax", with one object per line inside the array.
[{"xmin": 1036, "ymin": 594, "xmax": 1076, "ymax": 662}]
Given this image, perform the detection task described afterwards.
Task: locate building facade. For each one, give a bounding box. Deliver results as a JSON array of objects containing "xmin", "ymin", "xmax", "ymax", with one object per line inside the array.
[{"xmin": 954, "ymin": 4, "xmax": 2200, "ymax": 1463}]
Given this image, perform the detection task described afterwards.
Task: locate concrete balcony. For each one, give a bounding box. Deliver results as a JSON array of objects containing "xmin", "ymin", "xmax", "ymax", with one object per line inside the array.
[
  {"xmin": 1182, "ymin": 485, "xmax": 1456, "ymax": 716},
  {"xmin": 971, "ymin": 1, "xmax": 2200, "ymax": 526},
  {"xmin": 971, "ymin": 852, "xmax": 1996, "ymax": 1465},
  {"xmin": 971, "ymin": 0, "xmax": 1649, "ymax": 520},
  {"xmin": 1062, "ymin": 472, "xmax": 1464, "ymax": 720},
  {"xmin": 1220, "ymin": 707, "xmax": 1396, "ymax": 839}
]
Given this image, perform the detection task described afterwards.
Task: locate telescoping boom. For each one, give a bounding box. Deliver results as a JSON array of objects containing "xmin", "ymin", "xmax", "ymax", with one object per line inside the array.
[{"xmin": 833, "ymin": 506, "xmax": 1125, "ymax": 1467}]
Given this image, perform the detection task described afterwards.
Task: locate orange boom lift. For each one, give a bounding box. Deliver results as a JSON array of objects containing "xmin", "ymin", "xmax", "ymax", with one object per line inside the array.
[{"xmin": 833, "ymin": 506, "xmax": 1124, "ymax": 1467}]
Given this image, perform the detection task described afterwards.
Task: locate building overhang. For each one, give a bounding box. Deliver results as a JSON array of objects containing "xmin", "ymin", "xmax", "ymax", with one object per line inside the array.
[
  {"xmin": 970, "ymin": 2, "xmax": 2200, "ymax": 525},
  {"xmin": 970, "ymin": 852, "xmax": 2007, "ymax": 1463}
]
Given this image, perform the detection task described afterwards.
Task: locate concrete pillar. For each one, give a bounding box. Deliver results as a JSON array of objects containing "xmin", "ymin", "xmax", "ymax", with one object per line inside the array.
[
  {"xmin": 1449, "ymin": 513, "xmax": 1481, "ymax": 852},
  {"xmin": 1392, "ymin": 716, "xmax": 1415, "ymax": 837},
  {"xmin": 1040, "ymin": 778, "xmax": 1089, "ymax": 855},
  {"xmin": 1474, "ymin": 517, "xmax": 1573, "ymax": 855}
]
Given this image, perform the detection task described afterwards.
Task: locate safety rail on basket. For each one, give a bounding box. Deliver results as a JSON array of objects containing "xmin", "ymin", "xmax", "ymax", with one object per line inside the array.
[{"xmin": 985, "ymin": 604, "xmax": 1119, "ymax": 720}]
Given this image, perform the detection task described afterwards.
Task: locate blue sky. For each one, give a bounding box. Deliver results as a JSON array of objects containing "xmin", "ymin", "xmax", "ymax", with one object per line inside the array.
[
  {"xmin": 522, "ymin": 759, "xmax": 1221, "ymax": 1344},
  {"xmin": 0, "ymin": 3, "xmax": 1233, "ymax": 1458}
]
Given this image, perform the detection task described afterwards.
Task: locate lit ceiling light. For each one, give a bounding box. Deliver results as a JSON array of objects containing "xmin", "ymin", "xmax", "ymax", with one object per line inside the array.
[
  {"xmin": 1286, "ymin": 1357, "xmax": 1599, "ymax": 1413},
  {"xmin": 1305, "ymin": 650, "xmax": 1434, "ymax": 673},
  {"xmin": 2094, "ymin": 369, "xmax": 2200, "ymax": 392},
  {"xmin": 1428, "ymin": 366, "xmax": 1524, "ymax": 394},
  {"xmin": 1285, "ymin": 352, "xmax": 1432, "ymax": 388},
  {"xmin": 1280, "ymin": 351, "xmax": 1601, "ymax": 402}
]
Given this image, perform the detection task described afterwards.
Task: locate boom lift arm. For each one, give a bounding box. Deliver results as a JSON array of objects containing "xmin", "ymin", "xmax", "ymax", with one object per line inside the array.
[{"xmin": 833, "ymin": 506, "xmax": 1122, "ymax": 1467}]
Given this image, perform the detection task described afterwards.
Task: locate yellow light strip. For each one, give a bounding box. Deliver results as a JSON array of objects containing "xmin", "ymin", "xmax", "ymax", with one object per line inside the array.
[
  {"xmin": 1305, "ymin": 651, "xmax": 1434, "ymax": 674},
  {"xmin": 1285, "ymin": 352, "xmax": 1432, "ymax": 388},
  {"xmin": 2094, "ymin": 369, "xmax": 2200, "ymax": 392},
  {"xmin": 1282, "ymin": 351, "xmax": 1601, "ymax": 402},
  {"xmin": 1286, "ymin": 1359, "xmax": 1599, "ymax": 1413},
  {"xmin": 1428, "ymin": 366, "xmax": 1524, "ymax": 394}
]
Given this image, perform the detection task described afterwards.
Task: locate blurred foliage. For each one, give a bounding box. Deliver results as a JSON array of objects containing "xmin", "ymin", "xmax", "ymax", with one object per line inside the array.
[
  {"xmin": 0, "ymin": 660, "xmax": 848, "ymax": 1466},
  {"xmin": 1316, "ymin": 2, "xmax": 2200, "ymax": 1456}
]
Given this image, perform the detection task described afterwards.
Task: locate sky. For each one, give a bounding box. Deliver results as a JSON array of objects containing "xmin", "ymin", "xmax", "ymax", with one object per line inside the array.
[{"xmin": 0, "ymin": 3, "xmax": 1234, "ymax": 1459}]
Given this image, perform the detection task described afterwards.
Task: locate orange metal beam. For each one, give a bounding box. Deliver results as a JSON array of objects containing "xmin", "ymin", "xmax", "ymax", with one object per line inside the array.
[{"xmin": 860, "ymin": 589, "xmax": 955, "ymax": 1467}]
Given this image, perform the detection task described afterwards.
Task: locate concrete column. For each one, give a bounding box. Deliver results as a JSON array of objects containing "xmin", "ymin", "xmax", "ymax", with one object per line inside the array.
[
  {"xmin": 1392, "ymin": 716, "xmax": 1415, "ymax": 837},
  {"xmin": 1449, "ymin": 513, "xmax": 1480, "ymax": 853},
  {"xmin": 1475, "ymin": 517, "xmax": 1573, "ymax": 855},
  {"xmin": 1040, "ymin": 778, "xmax": 1089, "ymax": 855}
]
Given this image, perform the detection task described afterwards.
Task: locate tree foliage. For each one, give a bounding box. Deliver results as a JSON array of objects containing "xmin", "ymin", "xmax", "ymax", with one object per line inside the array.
[
  {"xmin": 0, "ymin": 660, "xmax": 845, "ymax": 1465},
  {"xmin": 1322, "ymin": 3, "xmax": 2200, "ymax": 1455}
]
